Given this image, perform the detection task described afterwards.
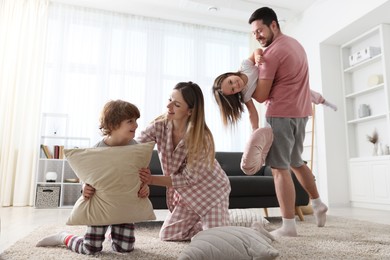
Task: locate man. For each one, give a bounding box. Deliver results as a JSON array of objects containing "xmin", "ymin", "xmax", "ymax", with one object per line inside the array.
[{"xmin": 248, "ymin": 7, "xmax": 328, "ymax": 237}]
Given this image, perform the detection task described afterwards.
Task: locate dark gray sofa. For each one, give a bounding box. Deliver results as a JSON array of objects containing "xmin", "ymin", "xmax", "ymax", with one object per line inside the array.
[{"xmin": 148, "ymin": 150, "xmax": 309, "ymax": 220}]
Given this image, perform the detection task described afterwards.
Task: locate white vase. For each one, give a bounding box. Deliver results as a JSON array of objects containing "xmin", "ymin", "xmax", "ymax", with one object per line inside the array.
[
  {"xmin": 377, "ymin": 142, "xmax": 383, "ymax": 156},
  {"xmin": 373, "ymin": 143, "xmax": 378, "ymax": 156}
]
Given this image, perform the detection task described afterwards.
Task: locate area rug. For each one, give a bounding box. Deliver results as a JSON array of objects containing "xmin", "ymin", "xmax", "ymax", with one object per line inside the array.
[{"xmin": 1, "ymin": 215, "xmax": 390, "ymax": 260}]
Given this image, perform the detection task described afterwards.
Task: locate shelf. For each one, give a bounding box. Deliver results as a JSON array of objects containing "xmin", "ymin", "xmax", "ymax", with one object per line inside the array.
[
  {"xmin": 343, "ymin": 54, "xmax": 382, "ymax": 73},
  {"xmin": 36, "ymin": 182, "xmax": 61, "ymax": 185},
  {"xmin": 39, "ymin": 158, "xmax": 65, "ymax": 161},
  {"xmin": 41, "ymin": 135, "xmax": 90, "ymax": 141},
  {"xmin": 350, "ymin": 155, "xmax": 390, "ymax": 162},
  {"xmin": 345, "ymin": 83, "xmax": 384, "ymax": 98},
  {"xmin": 341, "ymin": 25, "xmax": 380, "ymax": 48},
  {"xmin": 62, "ymin": 182, "xmax": 82, "ymax": 185},
  {"xmin": 341, "ymin": 24, "xmax": 390, "ymax": 209},
  {"xmin": 347, "ymin": 113, "xmax": 387, "ymax": 124},
  {"xmin": 35, "ymin": 114, "xmax": 90, "ymax": 208}
]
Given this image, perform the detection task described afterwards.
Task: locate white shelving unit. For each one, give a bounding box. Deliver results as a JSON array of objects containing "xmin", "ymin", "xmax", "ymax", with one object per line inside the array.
[
  {"xmin": 340, "ymin": 24, "xmax": 390, "ymax": 210},
  {"xmin": 35, "ymin": 114, "xmax": 90, "ymax": 208}
]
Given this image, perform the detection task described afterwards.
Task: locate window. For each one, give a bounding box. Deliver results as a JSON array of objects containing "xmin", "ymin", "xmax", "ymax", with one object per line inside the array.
[{"xmin": 42, "ymin": 3, "xmax": 251, "ymax": 151}]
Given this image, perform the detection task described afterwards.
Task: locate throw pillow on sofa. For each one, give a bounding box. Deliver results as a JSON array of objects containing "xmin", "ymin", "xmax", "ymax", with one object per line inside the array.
[{"xmin": 64, "ymin": 141, "xmax": 156, "ymax": 225}]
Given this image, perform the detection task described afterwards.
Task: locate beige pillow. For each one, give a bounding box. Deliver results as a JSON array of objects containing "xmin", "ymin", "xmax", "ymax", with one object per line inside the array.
[
  {"xmin": 240, "ymin": 127, "xmax": 273, "ymax": 175},
  {"xmin": 64, "ymin": 141, "xmax": 156, "ymax": 226},
  {"xmin": 178, "ymin": 224, "xmax": 278, "ymax": 260},
  {"xmin": 229, "ymin": 208, "xmax": 269, "ymax": 227}
]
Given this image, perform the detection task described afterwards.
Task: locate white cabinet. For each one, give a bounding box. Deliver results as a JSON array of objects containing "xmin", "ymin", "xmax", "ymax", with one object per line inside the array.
[
  {"xmin": 35, "ymin": 114, "xmax": 90, "ymax": 208},
  {"xmin": 340, "ymin": 24, "xmax": 390, "ymax": 209},
  {"xmin": 349, "ymin": 158, "xmax": 390, "ymax": 210}
]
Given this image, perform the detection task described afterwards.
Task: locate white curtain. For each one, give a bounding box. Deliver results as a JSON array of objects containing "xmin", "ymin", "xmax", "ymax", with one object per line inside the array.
[
  {"xmin": 0, "ymin": 0, "xmax": 49, "ymax": 206},
  {"xmin": 0, "ymin": 2, "xmax": 252, "ymax": 206},
  {"xmin": 42, "ymin": 3, "xmax": 252, "ymax": 151}
]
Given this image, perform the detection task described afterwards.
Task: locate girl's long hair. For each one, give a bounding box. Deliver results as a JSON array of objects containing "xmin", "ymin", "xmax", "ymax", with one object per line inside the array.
[{"xmin": 212, "ymin": 72, "xmax": 245, "ymax": 127}]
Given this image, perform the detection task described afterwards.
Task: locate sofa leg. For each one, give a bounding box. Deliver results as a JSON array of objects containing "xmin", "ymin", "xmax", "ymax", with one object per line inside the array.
[
  {"xmin": 263, "ymin": 208, "xmax": 269, "ymax": 217},
  {"xmin": 295, "ymin": 206, "xmax": 304, "ymax": 221}
]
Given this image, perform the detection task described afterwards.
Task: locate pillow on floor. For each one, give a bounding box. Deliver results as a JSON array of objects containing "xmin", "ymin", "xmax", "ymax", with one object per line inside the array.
[
  {"xmin": 240, "ymin": 127, "xmax": 273, "ymax": 175},
  {"xmin": 178, "ymin": 224, "xmax": 278, "ymax": 260},
  {"xmin": 64, "ymin": 141, "xmax": 156, "ymax": 225},
  {"xmin": 229, "ymin": 208, "xmax": 269, "ymax": 227}
]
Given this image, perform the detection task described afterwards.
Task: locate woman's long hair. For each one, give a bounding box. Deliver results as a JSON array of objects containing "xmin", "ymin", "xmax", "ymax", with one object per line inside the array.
[{"xmin": 155, "ymin": 82, "xmax": 215, "ymax": 167}]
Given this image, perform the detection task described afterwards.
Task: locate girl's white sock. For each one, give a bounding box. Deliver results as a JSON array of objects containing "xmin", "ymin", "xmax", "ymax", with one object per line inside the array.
[{"xmin": 323, "ymin": 100, "xmax": 338, "ymax": 111}]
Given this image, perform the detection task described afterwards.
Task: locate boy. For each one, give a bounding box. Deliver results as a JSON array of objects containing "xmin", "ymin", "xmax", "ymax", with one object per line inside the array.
[{"xmin": 36, "ymin": 100, "xmax": 149, "ymax": 254}]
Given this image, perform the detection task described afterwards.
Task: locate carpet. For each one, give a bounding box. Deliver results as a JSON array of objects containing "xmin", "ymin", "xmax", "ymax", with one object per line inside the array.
[{"xmin": 1, "ymin": 215, "xmax": 390, "ymax": 260}]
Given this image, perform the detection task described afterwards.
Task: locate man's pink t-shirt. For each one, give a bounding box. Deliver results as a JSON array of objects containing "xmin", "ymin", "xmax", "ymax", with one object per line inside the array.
[{"xmin": 259, "ymin": 34, "xmax": 312, "ymax": 118}]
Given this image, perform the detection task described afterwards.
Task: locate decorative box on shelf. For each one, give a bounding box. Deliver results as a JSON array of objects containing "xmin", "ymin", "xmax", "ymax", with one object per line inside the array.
[
  {"xmin": 35, "ymin": 184, "xmax": 61, "ymax": 208},
  {"xmin": 349, "ymin": 46, "xmax": 381, "ymax": 66}
]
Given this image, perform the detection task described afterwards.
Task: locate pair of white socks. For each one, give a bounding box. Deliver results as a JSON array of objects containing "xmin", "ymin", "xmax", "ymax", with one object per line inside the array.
[{"xmin": 270, "ymin": 198, "xmax": 328, "ymax": 237}]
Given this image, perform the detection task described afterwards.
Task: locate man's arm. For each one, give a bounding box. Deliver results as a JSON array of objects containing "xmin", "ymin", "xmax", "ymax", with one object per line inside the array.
[{"xmin": 253, "ymin": 78, "xmax": 273, "ymax": 103}]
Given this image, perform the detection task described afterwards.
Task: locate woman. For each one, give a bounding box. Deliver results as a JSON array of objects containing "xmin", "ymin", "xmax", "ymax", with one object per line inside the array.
[{"xmin": 137, "ymin": 81, "xmax": 231, "ymax": 241}]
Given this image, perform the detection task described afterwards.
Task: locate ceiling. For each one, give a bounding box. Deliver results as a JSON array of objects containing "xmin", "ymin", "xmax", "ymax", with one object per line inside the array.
[{"xmin": 52, "ymin": 0, "xmax": 318, "ymax": 32}]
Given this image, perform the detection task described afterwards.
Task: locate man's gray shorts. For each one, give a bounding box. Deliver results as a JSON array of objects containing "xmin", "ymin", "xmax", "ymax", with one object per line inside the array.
[{"xmin": 265, "ymin": 117, "xmax": 308, "ymax": 169}]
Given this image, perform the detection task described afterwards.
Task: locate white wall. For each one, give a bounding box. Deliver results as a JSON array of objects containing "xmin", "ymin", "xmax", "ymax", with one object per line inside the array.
[
  {"xmin": 282, "ymin": 0, "xmax": 389, "ymax": 206},
  {"xmin": 49, "ymin": 0, "xmax": 390, "ymax": 207}
]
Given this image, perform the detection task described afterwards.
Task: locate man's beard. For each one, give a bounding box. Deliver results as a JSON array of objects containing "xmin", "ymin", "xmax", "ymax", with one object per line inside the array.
[{"xmin": 258, "ymin": 31, "xmax": 274, "ymax": 47}]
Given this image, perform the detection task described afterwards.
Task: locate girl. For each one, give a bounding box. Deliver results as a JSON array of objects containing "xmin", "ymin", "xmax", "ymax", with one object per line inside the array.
[
  {"xmin": 212, "ymin": 48, "xmax": 337, "ymax": 130},
  {"xmin": 137, "ymin": 82, "xmax": 231, "ymax": 241}
]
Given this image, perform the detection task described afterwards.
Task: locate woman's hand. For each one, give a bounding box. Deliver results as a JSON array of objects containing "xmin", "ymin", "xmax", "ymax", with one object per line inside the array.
[
  {"xmin": 138, "ymin": 183, "xmax": 150, "ymax": 198},
  {"xmin": 139, "ymin": 167, "xmax": 152, "ymax": 184},
  {"xmin": 82, "ymin": 183, "xmax": 95, "ymax": 200}
]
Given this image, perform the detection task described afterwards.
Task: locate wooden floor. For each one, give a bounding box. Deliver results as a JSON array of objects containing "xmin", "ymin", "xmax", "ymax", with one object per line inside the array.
[{"xmin": 1, "ymin": 206, "xmax": 389, "ymax": 254}]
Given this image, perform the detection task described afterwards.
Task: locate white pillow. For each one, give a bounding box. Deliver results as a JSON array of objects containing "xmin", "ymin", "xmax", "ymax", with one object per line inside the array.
[
  {"xmin": 229, "ymin": 208, "xmax": 269, "ymax": 227},
  {"xmin": 240, "ymin": 127, "xmax": 273, "ymax": 175},
  {"xmin": 64, "ymin": 141, "xmax": 156, "ymax": 225},
  {"xmin": 178, "ymin": 224, "xmax": 279, "ymax": 260}
]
